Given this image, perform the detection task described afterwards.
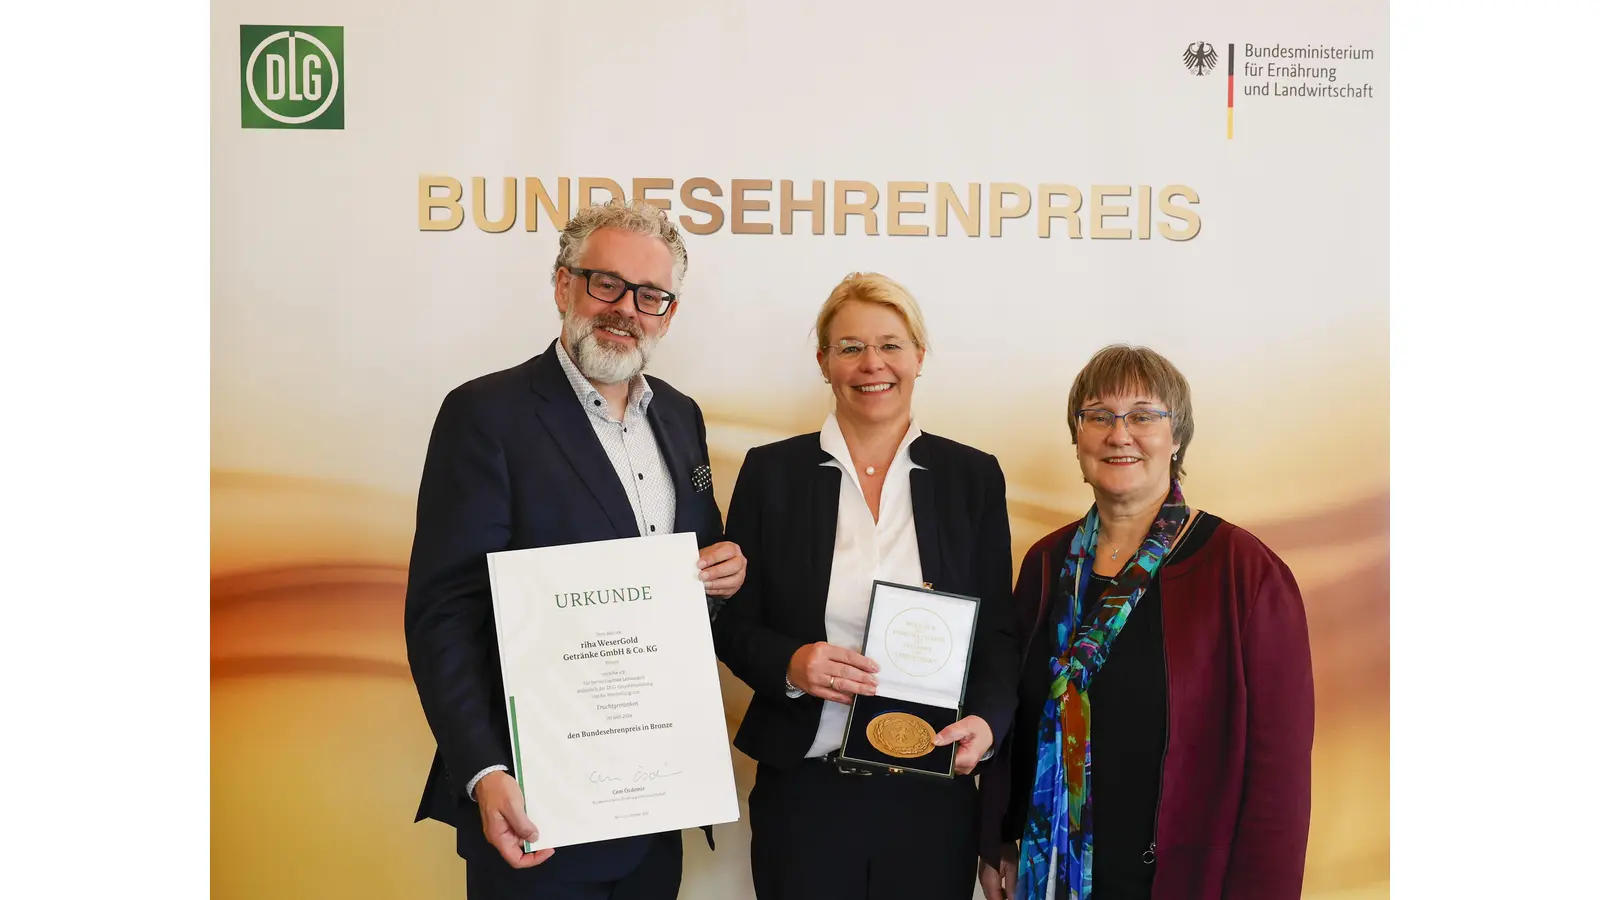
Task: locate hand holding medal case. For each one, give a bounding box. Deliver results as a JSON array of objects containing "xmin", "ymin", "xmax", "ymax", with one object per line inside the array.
[{"xmin": 839, "ymin": 580, "xmax": 981, "ymax": 777}]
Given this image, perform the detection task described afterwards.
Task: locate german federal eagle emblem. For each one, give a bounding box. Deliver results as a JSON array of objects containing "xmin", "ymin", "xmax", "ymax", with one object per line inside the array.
[{"xmin": 1183, "ymin": 41, "xmax": 1218, "ymax": 75}]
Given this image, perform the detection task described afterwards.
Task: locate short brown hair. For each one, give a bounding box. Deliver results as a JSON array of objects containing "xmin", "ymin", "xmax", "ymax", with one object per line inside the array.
[
  {"xmin": 814, "ymin": 272, "xmax": 931, "ymax": 351},
  {"xmin": 1067, "ymin": 344, "xmax": 1196, "ymax": 480}
]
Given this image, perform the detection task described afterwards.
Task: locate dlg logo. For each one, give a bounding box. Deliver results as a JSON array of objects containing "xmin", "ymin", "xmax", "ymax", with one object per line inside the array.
[{"xmin": 240, "ymin": 26, "xmax": 344, "ymax": 129}]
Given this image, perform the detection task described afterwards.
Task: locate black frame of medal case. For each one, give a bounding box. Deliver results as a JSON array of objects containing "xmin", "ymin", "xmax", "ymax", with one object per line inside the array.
[{"xmin": 838, "ymin": 580, "xmax": 981, "ymax": 778}]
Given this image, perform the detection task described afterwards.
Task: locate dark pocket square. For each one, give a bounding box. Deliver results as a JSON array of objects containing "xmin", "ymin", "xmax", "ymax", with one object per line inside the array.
[{"xmin": 691, "ymin": 464, "xmax": 713, "ymax": 493}]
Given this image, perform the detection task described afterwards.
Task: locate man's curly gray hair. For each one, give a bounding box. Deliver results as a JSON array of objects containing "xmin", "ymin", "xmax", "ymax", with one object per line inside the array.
[{"xmin": 550, "ymin": 198, "xmax": 689, "ymax": 293}]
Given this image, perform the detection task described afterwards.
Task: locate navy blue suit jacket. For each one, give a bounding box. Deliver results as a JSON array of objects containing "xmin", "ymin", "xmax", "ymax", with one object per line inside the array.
[{"xmin": 404, "ymin": 341, "xmax": 724, "ymax": 881}]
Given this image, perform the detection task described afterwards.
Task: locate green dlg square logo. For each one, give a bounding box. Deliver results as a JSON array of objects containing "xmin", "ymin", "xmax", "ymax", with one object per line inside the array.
[{"xmin": 240, "ymin": 25, "xmax": 344, "ymax": 129}]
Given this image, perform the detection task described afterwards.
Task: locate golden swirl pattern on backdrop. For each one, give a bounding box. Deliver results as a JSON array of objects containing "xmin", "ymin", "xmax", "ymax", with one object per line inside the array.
[{"xmin": 213, "ymin": 394, "xmax": 1387, "ymax": 900}]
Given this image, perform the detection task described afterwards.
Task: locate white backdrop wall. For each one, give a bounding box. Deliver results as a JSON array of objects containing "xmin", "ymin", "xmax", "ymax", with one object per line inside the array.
[{"xmin": 212, "ymin": 3, "xmax": 1388, "ymax": 898}]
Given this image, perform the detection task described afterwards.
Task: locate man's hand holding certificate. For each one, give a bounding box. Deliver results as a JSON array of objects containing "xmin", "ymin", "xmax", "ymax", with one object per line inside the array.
[{"xmin": 487, "ymin": 532, "xmax": 740, "ymax": 851}]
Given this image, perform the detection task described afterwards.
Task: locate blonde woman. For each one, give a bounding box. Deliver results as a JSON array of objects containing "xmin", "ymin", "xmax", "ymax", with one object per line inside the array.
[{"xmin": 714, "ymin": 273, "xmax": 1020, "ymax": 900}]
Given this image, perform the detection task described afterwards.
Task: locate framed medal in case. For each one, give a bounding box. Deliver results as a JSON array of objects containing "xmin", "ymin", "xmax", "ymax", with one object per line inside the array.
[{"xmin": 838, "ymin": 580, "xmax": 981, "ymax": 778}]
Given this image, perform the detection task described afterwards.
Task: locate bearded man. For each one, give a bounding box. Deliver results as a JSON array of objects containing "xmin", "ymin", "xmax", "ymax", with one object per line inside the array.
[{"xmin": 404, "ymin": 199, "xmax": 747, "ymax": 900}]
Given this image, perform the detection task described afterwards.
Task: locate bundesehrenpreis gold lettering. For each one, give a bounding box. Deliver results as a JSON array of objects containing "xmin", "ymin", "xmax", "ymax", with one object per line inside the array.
[
  {"xmin": 833, "ymin": 181, "xmax": 880, "ymax": 236},
  {"xmin": 418, "ymin": 175, "xmax": 464, "ymax": 231},
  {"xmin": 417, "ymin": 177, "xmax": 1203, "ymax": 239},
  {"xmin": 524, "ymin": 177, "xmax": 570, "ymax": 231},
  {"xmin": 472, "ymin": 177, "xmax": 517, "ymax": 233},
  {"xmin": 1158, "ymin": 185, "xmax": 1202, "ymax": 241},
  {"xmin": 780, "ymin": 180, "xmax": 826, "ymax": 235},
  {"xmin": 935, "ymin": 183, "xmax": 981, "ymax": 238},
  {"xmin": 988, "ymin": 183, "xmax": 1031, "ymax": 237},
  {"xmin": 887, "ymin": 182, "xmax": 929, "ymax": 237},
  {"xmin": 1037, "ymin": 184, "xmax": 1082, "ymax": 239},
  {"xmin": 730, "ymin": 179, "xmax": 773, "ymax": 235},
  {"xmin": 679, "ymin": 178, "xmax": 723, "ymax": 235},
  {"xmin": 632, "ymin": 178, "xmax": 674, "ymax": 213},
  {"xmin": 579, "ymin": 177, "xmax": 625, "ymax": 209},
  {"xmin": 1090, "ymin": 185, "xmax": 1133, "ymax": 240}
]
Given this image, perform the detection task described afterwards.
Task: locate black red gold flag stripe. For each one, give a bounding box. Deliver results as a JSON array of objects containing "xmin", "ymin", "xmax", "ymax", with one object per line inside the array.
[{"xmin": 1227, "ymin": 43, "xmax": 1235, "ymax": 139}]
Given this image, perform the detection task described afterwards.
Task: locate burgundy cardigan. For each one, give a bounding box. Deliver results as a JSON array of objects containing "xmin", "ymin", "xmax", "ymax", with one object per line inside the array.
[{"xmin": 977, "ymin": 516, "xmax": 1314, "ymax": 900}]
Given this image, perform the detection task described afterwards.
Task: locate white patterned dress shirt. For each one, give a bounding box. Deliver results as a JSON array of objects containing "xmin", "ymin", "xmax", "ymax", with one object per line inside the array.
[
  {"xmin": 466, "ymin": 339, "xmax": 678, "ymax": 800},
  {"xmin": 804, "ymin": 413, "xmax": 926, "ymax": 758}
]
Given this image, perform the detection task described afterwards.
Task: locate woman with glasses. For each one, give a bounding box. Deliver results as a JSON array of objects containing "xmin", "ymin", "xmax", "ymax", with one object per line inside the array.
[
  {"xmin": 712, "ymin": 272, "xmax": 1020, "ymax": 900},
  {"xmin": 976, "ymin": 344, "xmax": 1314, "ymax": 900}
]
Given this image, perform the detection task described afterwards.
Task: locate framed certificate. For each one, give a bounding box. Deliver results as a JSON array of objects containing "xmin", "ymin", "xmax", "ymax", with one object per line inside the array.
[
  {"xmin": 838, "ymin": 580, "xmax": 980, "ymax": 778},
  {"xmin": 487, "ymin": 532, "xmax": 740, "ymax": 850}
]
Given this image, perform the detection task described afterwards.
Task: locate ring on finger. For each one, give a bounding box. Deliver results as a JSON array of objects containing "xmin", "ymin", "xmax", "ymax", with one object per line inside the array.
[{"xmin": 828, "ymin": 675, "xmax": 836, "ymax": 690}]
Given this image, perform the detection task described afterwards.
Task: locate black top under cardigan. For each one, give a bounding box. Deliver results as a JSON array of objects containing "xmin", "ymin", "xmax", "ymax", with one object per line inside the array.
[{"xmin": 1013, "ymin": 512, "xmax": 1221, "ymax": 899}]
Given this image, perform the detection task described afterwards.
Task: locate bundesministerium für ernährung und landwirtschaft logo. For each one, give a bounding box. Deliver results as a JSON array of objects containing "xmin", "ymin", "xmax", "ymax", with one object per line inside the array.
[{"xmin": 1183, "ymin": 42, "xmax": 1219, "ymax": 75}]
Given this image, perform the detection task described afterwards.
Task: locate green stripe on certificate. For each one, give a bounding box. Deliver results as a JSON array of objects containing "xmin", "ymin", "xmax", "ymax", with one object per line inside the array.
[{"xmin": 510, "ymin": 695, "xmax": 532, "ymax": 853}]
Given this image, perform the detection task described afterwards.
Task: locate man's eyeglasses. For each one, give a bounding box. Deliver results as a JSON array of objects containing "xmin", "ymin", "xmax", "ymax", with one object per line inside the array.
[
  {"xmin": 567, "ymin": 267, "xmax": 677, "ymax": 317},
  {"xmin": 1076, "ymin": 408, "xmax": 1172, "ymax": 436},
  {"xmin": 824, "ymin": 339, "xmax": 914, "ymax": 359}
]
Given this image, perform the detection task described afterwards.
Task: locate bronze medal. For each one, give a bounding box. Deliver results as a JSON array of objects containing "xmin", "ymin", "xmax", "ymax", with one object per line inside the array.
[{"xmin": 864, "ymin": 712, "xmax": 936, "ymax": 759}]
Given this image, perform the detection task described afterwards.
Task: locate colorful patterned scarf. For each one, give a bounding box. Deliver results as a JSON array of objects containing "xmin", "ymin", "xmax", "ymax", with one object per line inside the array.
[{"xmin": 1017, "ymin": 479, "xmax": 1189, "ymax": 900}]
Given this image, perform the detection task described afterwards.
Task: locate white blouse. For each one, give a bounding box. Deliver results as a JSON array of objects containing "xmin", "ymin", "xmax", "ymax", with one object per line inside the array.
[{"xmin": 804, "ymin": 413, "xmax": 927, "ymax": 758}]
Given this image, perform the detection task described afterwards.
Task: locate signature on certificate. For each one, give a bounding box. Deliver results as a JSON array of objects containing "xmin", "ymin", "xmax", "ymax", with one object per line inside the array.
[{"xmin": 588, "ymin": 765, "xmax": 684, "ymax": 784}]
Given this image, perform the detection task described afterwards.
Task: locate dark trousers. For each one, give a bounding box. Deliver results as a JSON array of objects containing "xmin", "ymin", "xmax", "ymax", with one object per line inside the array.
[
  {"xmin": 749, "ymin": 760, "xmax": 980, "ymax": 900},
  {"xmin": 465, "ymin": 830, "xmax": 682, "ymax": 900}
]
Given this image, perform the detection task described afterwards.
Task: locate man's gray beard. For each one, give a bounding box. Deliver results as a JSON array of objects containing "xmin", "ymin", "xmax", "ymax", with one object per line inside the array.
[{"xmin": 562, "ymin": 308, "xmax": 656, "ymax": 385}]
